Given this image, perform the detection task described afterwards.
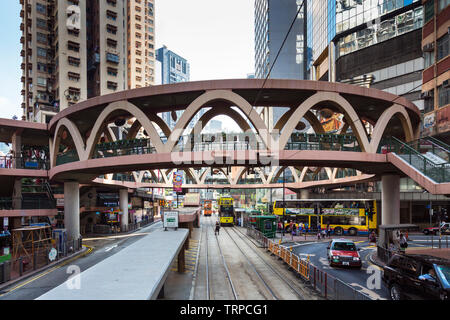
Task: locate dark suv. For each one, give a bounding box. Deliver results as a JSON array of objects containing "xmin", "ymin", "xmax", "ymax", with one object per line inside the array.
[{"xmin": 382, "ymin": 254, "xmax": 450, "ymax": 300}]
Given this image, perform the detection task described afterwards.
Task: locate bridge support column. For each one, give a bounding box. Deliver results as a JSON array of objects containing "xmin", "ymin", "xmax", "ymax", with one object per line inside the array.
[
  {"xmin": 120, "ymin": 189, "xmax": 129, "ymax": 232},
  {"xmin": 381, "ymin": 175, "xmax": 400, "ymax": 225},
  {"xmin": 64, "ymin": 181, "xmax": 80, "ymax": 241}
]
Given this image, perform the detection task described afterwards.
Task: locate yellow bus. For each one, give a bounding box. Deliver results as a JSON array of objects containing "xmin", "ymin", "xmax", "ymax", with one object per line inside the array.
[
  {"xmin": 218, "ymin": 196, "xmax": 234, "ymax": 226},
  {"xmin": 273, "ymin": 199, "xmax": 377, "ymax": 236}
]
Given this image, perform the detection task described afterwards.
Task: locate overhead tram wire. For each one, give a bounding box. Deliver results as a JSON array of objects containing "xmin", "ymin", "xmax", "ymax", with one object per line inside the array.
[{"xmin": 250, "ymin": 0, "xmax": 306, "ymax": 118}]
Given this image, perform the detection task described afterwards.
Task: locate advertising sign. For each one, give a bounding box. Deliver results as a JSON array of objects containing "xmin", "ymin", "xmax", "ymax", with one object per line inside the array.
[
  {"xmin": 163, "ymin": 211, "xmax": 179, "ymax": 230},
  {"xmin": 173, "ymin": 171, "xmax": 183, "ymax": 192}
]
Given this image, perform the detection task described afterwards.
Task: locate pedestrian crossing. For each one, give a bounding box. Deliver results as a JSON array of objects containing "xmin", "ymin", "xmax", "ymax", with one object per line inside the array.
[{"xmin": 170, "ymin": 239, "xmax": 199, "ymax": 274}]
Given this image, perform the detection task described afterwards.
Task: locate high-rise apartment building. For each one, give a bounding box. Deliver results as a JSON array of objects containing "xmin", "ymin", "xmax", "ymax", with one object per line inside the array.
[
  {"xmin": 20, "ymin": 0, "xmax": 157, "ymax": 124},
  {"xmin": 156, "ymin": 46, "xmax": 192, "ymax": 129},
  {"xmin": 127, "ymin": 0, "xmax": 156, "ymax": 89},
  {"xmin": 20, "ymin": 0, "xmax": 88, "ymax": 123},
  {"xmin": 421, "ymin": 0, "xmax": 449, "ymax": 141},
  {"xmin": 87, "ymin": 0, "xmax": 127, "ymax": 99}
]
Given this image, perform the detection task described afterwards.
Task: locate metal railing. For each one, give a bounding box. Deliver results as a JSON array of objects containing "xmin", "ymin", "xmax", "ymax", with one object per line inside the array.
[
  {"xmin": 247, "ymin": 226, "xmax": 374, "ymax": 300},
  {"xmin": 0, "ymin": 156, "xmax": 49, "ymax": 170},
  {"xmin": 0, "ymin": 237, "xmax": 83, "ymax": 285},
  {"xmin": 380, "ymin": 137, "xmax": 450, "ymax": 183}
]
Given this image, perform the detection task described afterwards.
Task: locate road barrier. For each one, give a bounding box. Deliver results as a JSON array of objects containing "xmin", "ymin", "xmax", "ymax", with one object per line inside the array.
[{"xmin": 246, "ymin": 226, "xmax": 373, "ymax": 300}]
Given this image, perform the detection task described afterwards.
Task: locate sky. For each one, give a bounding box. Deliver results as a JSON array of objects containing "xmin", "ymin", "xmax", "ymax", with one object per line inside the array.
[{"xmin": 0, "ymin": 0, "xmax": 255, "ymax": 131}]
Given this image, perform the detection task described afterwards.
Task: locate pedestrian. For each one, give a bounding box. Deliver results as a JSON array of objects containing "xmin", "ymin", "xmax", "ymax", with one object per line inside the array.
[
  {"xmin": 326, "ymin": 224, "xmax": 331, "ymax": 238},
  {"xmin": 369, "ymin": 231, "xmax": 377, "ymax": 244},
  {"xmin": 399, "ymin": 232, "xmax": 408, "ymax": 251},
  {"xmin": 317, "ymin": 230, "xmax": 321, "ymax": 241},
  {"xmin": 305, "ymin": 222, "xmax": 309, "ymax": 234},
  {"xmin": 292, "ymin": 225, "xmax": 296, "ymax": 240},
  {"xmin": 317, "ymin": 222, "xmax": 321, "ymax": 233},
  {"xmin": 215, "ymin": 221, "xmax": 221, "ymax": 235}
]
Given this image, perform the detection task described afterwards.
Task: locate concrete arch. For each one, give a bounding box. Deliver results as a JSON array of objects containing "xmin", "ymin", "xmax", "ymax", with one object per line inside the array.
[
  {"xmin": 165, "ymin": 90, "xmax": 269, "ymax": 153},
  {"xmin": 84, "ymin": 101, "xmax": 164, "ymax": 160},
  {"xmin": 275, "ymin": 109, "xmax": 325, "ymax": 135},
  {"xmin": 199, "ymin": 167, "xmax": 232, "ymax": 185},
  {"xmin": 270, "ymin": 166, "xmax": 300, "ymax": 183},
  {"xmin": 232, "ymin": 166, "xmax": 268, "ymax": 185},
  {"xmin": 127, "ymin": 113, "xmax": 172, "ymax": 141},
  {"xmin": 369, "ymin": 104, "xmax": 414, "ymax": 153},
  {"xmin": 183, "ymin": 106, "xmax": 253, "ymax": 150},
  {"xmin": 51, "ymin": 118, "xmax": 85, "ymax": 168},
  {"xmin": 278, "ymin": 92, "xmax": 370, "ymax": 152}
]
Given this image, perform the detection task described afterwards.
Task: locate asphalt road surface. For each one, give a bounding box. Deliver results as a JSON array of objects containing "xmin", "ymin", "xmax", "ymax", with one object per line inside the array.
[
  {"xmin": 0, "ymin": 221, "xmax": 162, "ymax": 300},
  {"xmin": 287, "ymin": 239, "xmax": 390, "ymax": 300}
]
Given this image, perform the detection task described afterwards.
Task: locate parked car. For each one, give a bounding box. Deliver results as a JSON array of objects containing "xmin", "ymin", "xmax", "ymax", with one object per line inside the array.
[
  {"xmin": 326, "ymin": 239, "xmax": 362, "ymax": 268},
  {"xmin": 423, "ymin": 222, "xmax": 450, "ymax": 235},
  {"xmin": 382, "ymin": 254, "xmax": 450, "ymax": 300}
]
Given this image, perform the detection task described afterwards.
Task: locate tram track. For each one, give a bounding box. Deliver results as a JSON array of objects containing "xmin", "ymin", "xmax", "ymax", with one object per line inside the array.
[
  {"xmin": 203, "ymin": 216, "xmax": 238, "ymax": 300},
  {"xmin": 198, "ymin": 216, "xmax": 311, "ymax": 300}
]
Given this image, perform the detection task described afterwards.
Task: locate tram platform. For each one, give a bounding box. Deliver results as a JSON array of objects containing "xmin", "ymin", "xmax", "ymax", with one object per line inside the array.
[{"xmin": 37, "ymin": 228, "xmax": 189, "ymax": 300}]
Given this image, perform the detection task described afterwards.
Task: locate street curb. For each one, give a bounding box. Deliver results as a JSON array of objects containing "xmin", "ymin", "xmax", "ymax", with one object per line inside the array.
[
  {"xmin": 0, "ymin": 246, "xmax": 89, "ymax": 292},
  {"xmin": 368, "ymin": 251, "xmax": 385, "ymax": 268}
]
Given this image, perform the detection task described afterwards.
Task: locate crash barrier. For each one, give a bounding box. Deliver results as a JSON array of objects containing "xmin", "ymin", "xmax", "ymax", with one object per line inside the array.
[
  {"xmin": 429, "ymin": 235, "xmax": 449, "ymax": 249},
  {"xmin": 0, "ymin": 237, "xmax": 83, "ymax": 285},
  {"xmin": 246, "ymin": 226, "xmax": 373, "ymax": 300}
]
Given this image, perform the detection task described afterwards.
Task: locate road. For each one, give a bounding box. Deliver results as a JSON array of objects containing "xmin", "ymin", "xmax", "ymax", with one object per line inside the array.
[
  {"xmin": 284, "ymin": 233, "xmax": 448, "ymax": 300},
  {"xmin": 0, "ymin": 221, "xmax": 162, "ymax": 300},
  {"xmin": 286, "ymin": 239, "xmax": 389, "ymax": 300}
]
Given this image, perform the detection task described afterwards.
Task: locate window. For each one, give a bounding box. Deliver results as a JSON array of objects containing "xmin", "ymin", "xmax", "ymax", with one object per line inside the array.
[
  {"xmin": 107, "ymin": 0, "xmax": 117, "ymax": 6},
  {"xmin": 107, "ymin": 38, "xmax": 117, "ymax": 48},
  {"xmin": 36, "ymin": 32, "xmax": 47, "ymax": 44},
  {"xmin": 37, "ymin": 47, "xmax": 47, "ymax": 58},
  {"xmin": 438, "ymin": 85, "xmax": 450, "ymax": 107},
  {"xmin": 36, "ymin": 18, "xmax": 47, "ymax": 29},
  {"xmin": 107, "ymin": 81, "xmax": 118, "ymax": 90},
  {"xmin": 424, "ymin": 51, "xmax": 435, "ymax": 68},
  {"xmin": 106, "ymin": 10, "xmax": 117, "ymax": 21},
  {"xmin": 68, "ymin": 56, "xmax": 80, "ymax": 67},
  {"xmin": 424, "ymin": 0, "xmax": 435, "ymax": 23},
  {"xmin": 37, "ymin": 77, "xmax": 47, "ymax": 86},
  {"xmin": 106, "ymin": 53, "xmax": 120, "ymax": 64},
  {"xmin": 424, "ymin": 90, "xmax": 435, "ymax": 113},
  {"xmin": 68, "ymin": 72, "xmax": 80, "ymax": 82},
  {"xmin": 107, "ymin": 24, "xmax": 117, "ymax": 34},
  {"xmin": 107, "ymin": 67, "xmax": 118, "ymax": 76},
  {"xmin": 36, "ymin": 3, "xmax": 46, "ymax": 14},
  {"xmin": 439, "ymin": 0, "xmax": 450, "ymax": 12},
  {"xmin": 68, "ymin": 41, "xmax": 80, "ymax": 52},
  {"xmin": 437, "ymin": 34, "xmax": 449, "ymax": 61}
]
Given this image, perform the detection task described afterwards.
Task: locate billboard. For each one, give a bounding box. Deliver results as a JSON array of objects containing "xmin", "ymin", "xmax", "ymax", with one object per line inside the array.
[{"xmin": 173, "ymin": 170, "xmax": 183, "ymax": 192}]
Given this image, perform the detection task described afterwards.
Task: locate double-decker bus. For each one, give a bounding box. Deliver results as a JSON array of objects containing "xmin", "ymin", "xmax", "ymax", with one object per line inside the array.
[
  {"xmin": 218, "ymin": 196, "xmax": 235, "ymax": 226},
  {"xmin": 273, "ymin": 199, "xmax": 377, "ymax": 236},
  {"xmin": 203, "ymin": 200, "xmax": 213, "ymax": 216}
]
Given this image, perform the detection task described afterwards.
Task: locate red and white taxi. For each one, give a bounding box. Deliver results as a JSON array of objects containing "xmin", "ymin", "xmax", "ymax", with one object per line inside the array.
[{"xmin": 327, "ymin": 239, "xmax": 362, "ymax": 268}]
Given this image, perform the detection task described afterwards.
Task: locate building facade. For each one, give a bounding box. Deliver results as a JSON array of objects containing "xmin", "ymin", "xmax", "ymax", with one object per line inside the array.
[
  {"xmin": 87, "ymin": 0, "xmax": 127, "ymax": 99},
  {"xmin": 421, "ymin": 0, "xmax": 450, "ymax": 141},
  {"xmin": 155, "ymin": 46, "xmax": 192, "ymax": 129},
  {"xmin": 20, "ymin": 0, "xmax": 88, "ymax": 123},
  {"xmin": 20, "ymin": 0, "xmax": 158, "ymax": 124},
  {"xmin": 127, "ymin": 0, "xmax": 156, "ymax": 89},
  {"xmin": 254, "ymin": 0, "xmax": 307, "ymax": 129}
]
